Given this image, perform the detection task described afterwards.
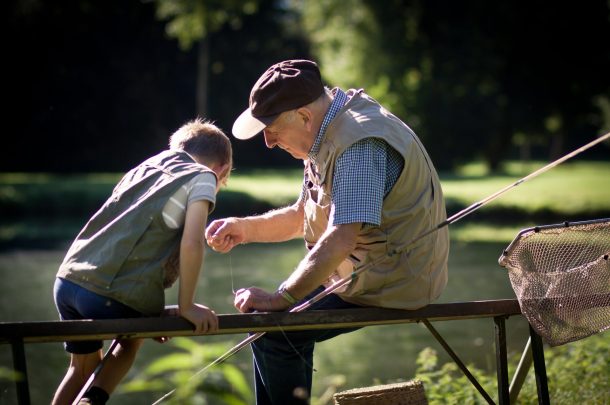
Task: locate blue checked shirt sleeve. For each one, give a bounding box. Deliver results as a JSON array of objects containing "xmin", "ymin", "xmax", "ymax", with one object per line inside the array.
[{"xmin": 331, "ymin": 139, "xmax": 387, "ymax": 226}]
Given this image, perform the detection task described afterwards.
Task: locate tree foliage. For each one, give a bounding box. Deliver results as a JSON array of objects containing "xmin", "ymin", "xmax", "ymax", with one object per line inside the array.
[
  {"xmin": 151, "ymin": 0, "xmax": 260, "ymax": 117},
  {"xmin": 153, "ymin": 0, "xmax": 259, "ymax": 51},
  {"xmin": 297, "ymin": 0, "xmax": 610, "ymax": 170},
  {"xmin": 6, "ymin": 0, "xmax": 609, "ymax": 172},
  {"xmin": 6, "ymin": 0, "xmax": 311, "ymax": 172}
]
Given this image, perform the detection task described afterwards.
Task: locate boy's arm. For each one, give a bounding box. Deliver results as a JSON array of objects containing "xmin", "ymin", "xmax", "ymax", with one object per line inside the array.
[{"xmin": 178, "ymin": 199, "xmax": 218, "ymax": 333}]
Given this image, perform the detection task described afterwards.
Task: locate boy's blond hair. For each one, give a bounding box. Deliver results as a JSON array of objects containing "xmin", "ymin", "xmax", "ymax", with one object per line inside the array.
[{"xmin": 169, "ymin": 118, "xmax": 233, "ymax": 178}]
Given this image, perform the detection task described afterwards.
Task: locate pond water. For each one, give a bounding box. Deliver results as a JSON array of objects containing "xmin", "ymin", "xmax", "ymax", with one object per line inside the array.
[{"xmin": 0, "ymin": 237, "xmax": 530, "ymax": 404}]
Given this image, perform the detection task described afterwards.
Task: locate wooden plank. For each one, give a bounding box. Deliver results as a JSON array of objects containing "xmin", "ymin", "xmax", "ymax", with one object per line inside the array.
[{"xmin": 0, "ymin": 299, "xmax": 521, "ymax": 344}]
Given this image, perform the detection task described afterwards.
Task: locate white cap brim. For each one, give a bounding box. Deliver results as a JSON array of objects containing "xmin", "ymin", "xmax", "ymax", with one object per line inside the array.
[{"xmin": 232, "ymin": 108, "xmax": 269, "ymax": 140}]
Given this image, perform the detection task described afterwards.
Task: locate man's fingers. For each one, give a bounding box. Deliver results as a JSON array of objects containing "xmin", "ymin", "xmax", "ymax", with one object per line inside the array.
[
  {"xmin": 208, "ymin": 236, "xmax": 233, "ymax": 253},
  {"xmin": 234, "ymin": 298, "xmax": 248, "ymax": 313},
  {"xmin": 204, "ymin": 221, "xmax": 223, "ymax": 239}
]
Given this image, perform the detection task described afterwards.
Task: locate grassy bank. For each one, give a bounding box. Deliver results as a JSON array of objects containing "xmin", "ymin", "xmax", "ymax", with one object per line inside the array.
[
  {"xmin": 1, "ymin": 160, "xmax": 609, "ymax": 247},
  {"xmin": 444, "ymin": 160, "xmax": 610, "ymax": 217}
]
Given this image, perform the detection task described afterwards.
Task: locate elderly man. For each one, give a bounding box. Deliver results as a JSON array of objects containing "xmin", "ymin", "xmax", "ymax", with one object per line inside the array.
[{"xmin": 206, "ymin": 59, "xmax": 449, "ymax": 405}]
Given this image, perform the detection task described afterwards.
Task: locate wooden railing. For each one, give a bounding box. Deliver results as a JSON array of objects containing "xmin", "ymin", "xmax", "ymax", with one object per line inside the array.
[{"xmin": 0, "ymin": 299, "xmax": 550, "ymax": 405}]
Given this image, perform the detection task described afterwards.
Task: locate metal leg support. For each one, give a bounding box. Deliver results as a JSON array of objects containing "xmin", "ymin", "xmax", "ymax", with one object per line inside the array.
[
  {"xmin": 528, "ymin": 325, "xmax": 550, "ymax": 405},
  {"xmin": 422, "ymin": 319, "xmax": 495, "ymax": 405},
  {"xmin": 494, "ymin": 316, "xmax": 510, "ymax": 405},
  {"xmin": 509, "ymin": 337, "xmax": 532, "ymax": 404},
  {"xmin": 11, "ymin": 339, "xmax": 30, "ymax": 405}
]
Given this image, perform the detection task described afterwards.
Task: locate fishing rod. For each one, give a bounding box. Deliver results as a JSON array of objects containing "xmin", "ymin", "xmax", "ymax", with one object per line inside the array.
[
  {"xmin": 153, "ymin": 131, "xmax": 610, "ymax": 404},
  {"xmin": 72, "ymin": 338, "xmax": 121, "ymax": 405}
]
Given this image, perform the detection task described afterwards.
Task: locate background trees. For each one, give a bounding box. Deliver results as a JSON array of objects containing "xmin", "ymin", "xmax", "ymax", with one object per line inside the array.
[
  {"xmin": 298, "ymin": 0, "xmax": 610, "ymax": 169},
  {"xmin": 6, "ymin": 0, "xmax": 609, "ymax": 173}
]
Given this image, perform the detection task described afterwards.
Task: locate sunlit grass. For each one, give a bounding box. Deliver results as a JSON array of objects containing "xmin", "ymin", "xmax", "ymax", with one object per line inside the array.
[
  {"xmin": 224, "ymin": 168, "xmax": 303, "ymax": 206},
  {"xmin": 443, "ymin": 161, "xmax": 610, "ymax": 214},
  {"xmin": 227, "ymin": 161, "xmax": 610, "ymax": 215},
  {"xmin": 1, "ymin": 161, "xmax": 608, "ymax": 246},
  {"xmin": 448, "ymin": 223, "xmax": 533, "ymax": 243}
]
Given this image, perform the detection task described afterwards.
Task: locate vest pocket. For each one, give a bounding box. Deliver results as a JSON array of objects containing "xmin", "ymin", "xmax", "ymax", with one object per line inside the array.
[{"xmin": 303, "ymin": 191, "xmax": 331, "ymax": 243}]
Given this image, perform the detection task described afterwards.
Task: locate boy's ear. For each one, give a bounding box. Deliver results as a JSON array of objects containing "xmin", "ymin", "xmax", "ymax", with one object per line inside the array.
[{"xmin": 213, "ymin": 162, "xmax": 231, "ymax": 183}]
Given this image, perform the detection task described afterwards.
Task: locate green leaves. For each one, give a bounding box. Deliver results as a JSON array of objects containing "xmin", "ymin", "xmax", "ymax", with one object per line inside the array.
[
  {"xmin": 414, "ymin": 332, "xmax": 610, "ymax": 404},
  {"xmin": 153, "ymin": 0, "xmax": 260, "ymax": 50},
  {"xmin": 119, "ymin": 337, "xmax": 253, "ymax": 405}
]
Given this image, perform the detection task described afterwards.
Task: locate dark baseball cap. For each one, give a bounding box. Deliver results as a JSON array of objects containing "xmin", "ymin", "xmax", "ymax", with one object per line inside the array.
[{"xmin": 232, "ymin": 59, "xmax": 325, "ymax": 140}]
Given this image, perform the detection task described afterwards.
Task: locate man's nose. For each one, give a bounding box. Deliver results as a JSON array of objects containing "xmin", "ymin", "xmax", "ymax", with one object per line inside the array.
[{"xmin": 263, "ymin": 130, "xmax": 276, "ymax": 149}]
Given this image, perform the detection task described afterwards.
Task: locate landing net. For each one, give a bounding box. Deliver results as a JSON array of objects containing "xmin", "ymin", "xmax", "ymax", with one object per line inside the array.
[{"xmin": 499, "ymin": 218, "xmax": 610, "ymax": 346}]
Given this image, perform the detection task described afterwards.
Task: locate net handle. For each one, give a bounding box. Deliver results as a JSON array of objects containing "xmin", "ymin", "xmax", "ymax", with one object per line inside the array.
[{"xmin": 498, "ymin": 217, "xmax": 610, "ymax": 266}]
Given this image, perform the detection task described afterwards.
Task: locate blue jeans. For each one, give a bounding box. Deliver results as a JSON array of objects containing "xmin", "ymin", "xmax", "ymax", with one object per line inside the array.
[{"xmin": 251, "ymin": 287, "xmax": 363, "ymax": 405}]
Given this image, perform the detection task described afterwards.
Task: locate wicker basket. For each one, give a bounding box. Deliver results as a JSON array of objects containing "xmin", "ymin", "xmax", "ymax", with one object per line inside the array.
[{"xmin": 333, "ymin": 380, "xmax": 428, "ymax": 405}]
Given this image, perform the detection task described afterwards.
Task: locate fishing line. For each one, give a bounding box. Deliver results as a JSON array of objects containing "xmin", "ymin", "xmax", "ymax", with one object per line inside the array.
[
  {"xmin": 229, "ymin": 254, "xmax": 236, "ymax": 295},
  {"xmin": 153, "ymin": 131, "xmax": 610, "ymax": 404},
  {"xmin": 151, "ymin": 333, "xmax": 263, "ymax": 405},
  {"xmin": 227, "ymin": 252, "xmax": 314, "ymax": 370},
  {"xmin": 273, "ymin": 315, "xmax": 318, "ymax": 372},
  {"xmin": 151, "ymin": 314, "xmax": 316, "ymax": 405}
]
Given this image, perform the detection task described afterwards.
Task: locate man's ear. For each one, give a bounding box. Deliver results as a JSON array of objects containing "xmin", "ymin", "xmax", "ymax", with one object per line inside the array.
[{"xmin": 296, "ymin": 107, "xmax": 314, "ymax": 131}]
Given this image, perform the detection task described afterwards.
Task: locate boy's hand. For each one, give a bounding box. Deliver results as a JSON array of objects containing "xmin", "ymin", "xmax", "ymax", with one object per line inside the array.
[
  {"xmin": 153, "ymin": 306, "xmax": 181, "ymax": 343},
  {"xmin": 180, "ymin": 303, "xmax": 218, "ymax": 334},
  {"xmin": 205, "ymin": 218, "xmax": 246, "ymax": 253}
]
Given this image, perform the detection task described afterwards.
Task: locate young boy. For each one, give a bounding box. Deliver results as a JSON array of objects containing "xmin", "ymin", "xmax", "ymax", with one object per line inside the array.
[{"xmin": 52, "ymin": 118, "xmax": 232, "ymax": 405}]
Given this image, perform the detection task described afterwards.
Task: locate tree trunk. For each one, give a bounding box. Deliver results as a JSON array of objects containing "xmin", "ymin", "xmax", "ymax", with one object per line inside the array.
[
  {"xmin": 485, "ymin": 130, "xmax": 513, "ymax": 172},
  {"xmin": 549, "ymin": 133, "xmax": 564, "ymax": 161}
]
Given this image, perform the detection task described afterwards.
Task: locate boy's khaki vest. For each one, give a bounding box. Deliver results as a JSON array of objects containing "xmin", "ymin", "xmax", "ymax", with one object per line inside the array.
[
  {"xmin": 57, "ymin": 150, "xmax": 214, "ymax": 316},
  {"xmin": 304, "ymin": 90, "xmax": 449, "ymax": 310}
]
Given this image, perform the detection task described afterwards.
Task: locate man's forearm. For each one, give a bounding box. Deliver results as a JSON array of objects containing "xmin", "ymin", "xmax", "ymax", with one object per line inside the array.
[
  {"xmin": 282, "ymin": 222, "xmax": 360, "ymax": 300},
  {"xmin": 242, "ymin": 201, "xmax": 304, "ymax": 243}
]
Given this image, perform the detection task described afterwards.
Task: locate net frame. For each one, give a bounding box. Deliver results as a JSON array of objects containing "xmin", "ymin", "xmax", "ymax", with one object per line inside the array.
[{"xmin": 499, "ymin": 218, "xmax": 610, "ymax": 346}]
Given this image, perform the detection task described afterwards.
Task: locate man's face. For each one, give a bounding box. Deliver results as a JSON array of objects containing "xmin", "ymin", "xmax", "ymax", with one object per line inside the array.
[{"xmin": 262, "ymin": 112, "xmax": 315, "ymax": 160}]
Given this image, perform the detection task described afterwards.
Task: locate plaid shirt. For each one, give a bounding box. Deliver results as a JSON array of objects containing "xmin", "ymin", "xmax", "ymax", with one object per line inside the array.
[{"xmin": 304, "ymin": 88, "xmax": 404, "ymax": 226}]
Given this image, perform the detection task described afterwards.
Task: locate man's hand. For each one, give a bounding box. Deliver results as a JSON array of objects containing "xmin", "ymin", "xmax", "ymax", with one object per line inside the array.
[
  {"xmin": 180, "ymin": 303, "xmax": 219, "ymax": 334},
  {"xmin": 205, "ymin": 217, "xmax": 246, "ymax": 253},
  {"xmin": 234, "ymin": 287, "xmax": 290, "ymax": 313}
]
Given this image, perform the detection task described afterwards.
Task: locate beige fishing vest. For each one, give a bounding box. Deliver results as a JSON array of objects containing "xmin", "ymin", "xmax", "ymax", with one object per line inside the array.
[{"xmin": 303, "ymin": 90, "xmax": 449, "ymax": 310}]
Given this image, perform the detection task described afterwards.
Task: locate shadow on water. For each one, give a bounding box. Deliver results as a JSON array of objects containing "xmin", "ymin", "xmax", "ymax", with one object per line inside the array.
[{"xmin": 0, "ymin": 235, "xmax": 529, "ymax": 404}]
